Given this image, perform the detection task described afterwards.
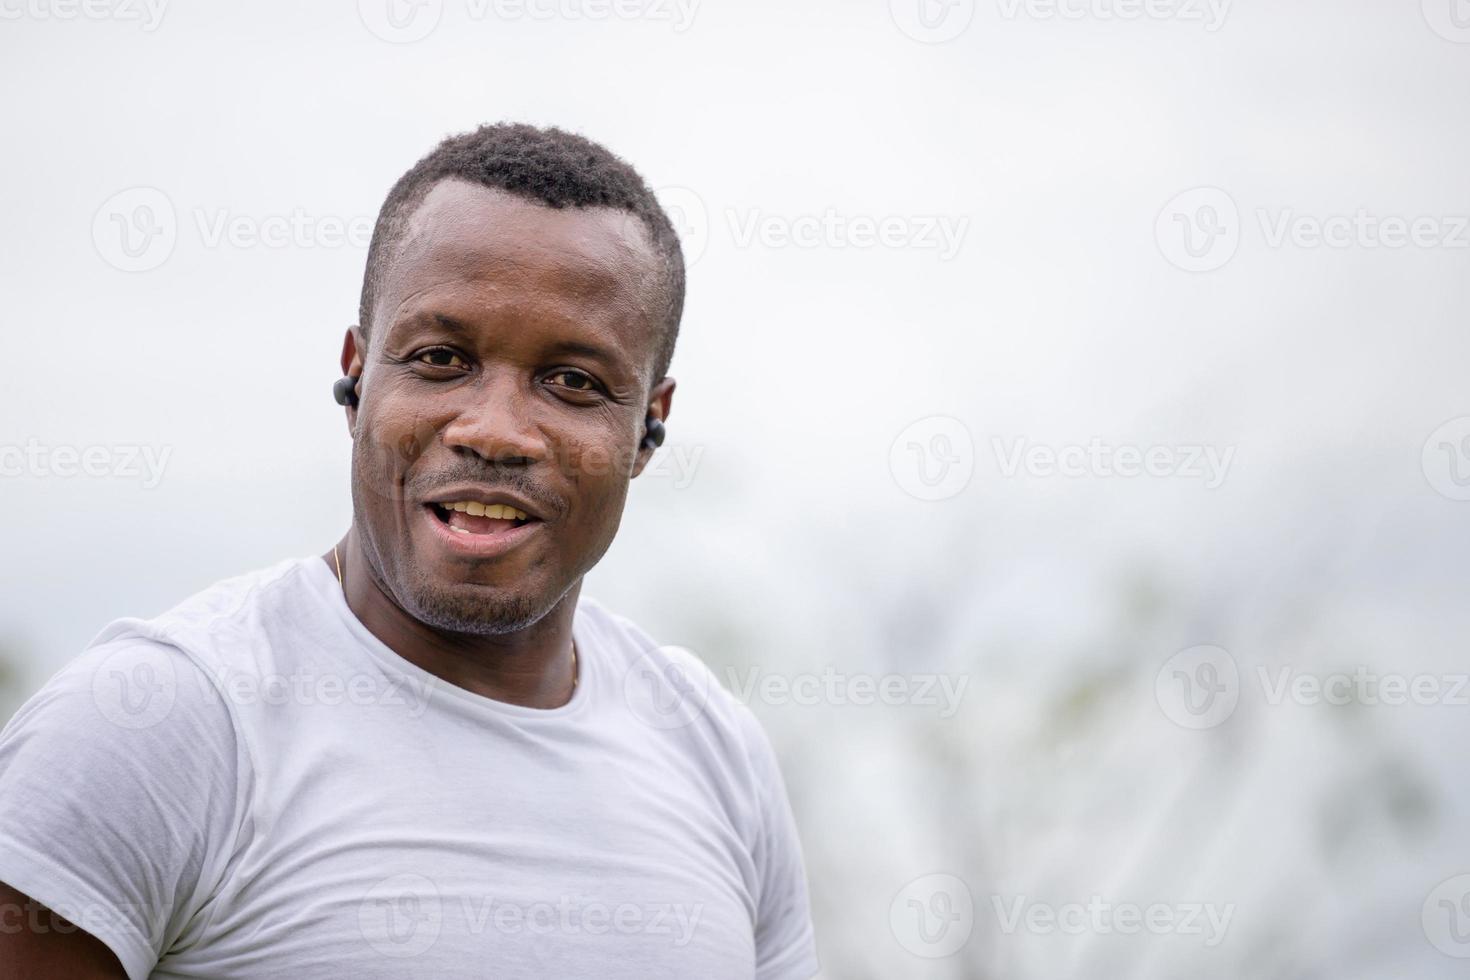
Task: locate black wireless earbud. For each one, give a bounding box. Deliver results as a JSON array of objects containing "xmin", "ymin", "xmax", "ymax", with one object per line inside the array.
[
  {"xmin": 333, "ymin": 375, "xmax": 360, "ymax": 408},
  {"xmin": 641, "ymin": 416, "xmax": 665, "ymax": 452}
]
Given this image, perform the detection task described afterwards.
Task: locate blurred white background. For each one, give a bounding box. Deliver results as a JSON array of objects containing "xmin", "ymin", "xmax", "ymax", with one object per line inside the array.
[{"xmin": 3, "ymin": 0, "xmax": 1470, "ymax": 976}]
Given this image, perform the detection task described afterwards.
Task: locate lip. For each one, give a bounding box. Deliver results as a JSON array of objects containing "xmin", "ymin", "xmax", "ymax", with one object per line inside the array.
[
  {"xmin": 419, "ymin": 502, "xmax": 543, "ymax": 560},
  {"xmin": 420, "ymin": 485, "xmax": 548, "ymax": 522}
]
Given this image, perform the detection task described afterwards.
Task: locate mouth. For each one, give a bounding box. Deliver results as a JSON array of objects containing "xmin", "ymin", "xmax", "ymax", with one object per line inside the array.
[
  {"xmin": 418, "ymin": 496, "xmax": 545, "ymax": 560},
  {"xmin": 426, "ymin": 500, "xmax": 537, "ymax": 536}
]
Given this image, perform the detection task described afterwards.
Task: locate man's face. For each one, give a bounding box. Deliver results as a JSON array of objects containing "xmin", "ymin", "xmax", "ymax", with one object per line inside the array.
[{"xmin": 343, "ymin": 179, "xmax": 674, "ymax": 634}]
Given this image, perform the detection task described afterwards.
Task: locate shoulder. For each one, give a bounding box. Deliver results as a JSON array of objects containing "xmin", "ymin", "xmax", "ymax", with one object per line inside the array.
[
  {"xmin": 13, "ymin": 556, "xmax": 327, "ymax": 797},
  {"xmin": 574, "ymin": 598, "xmax": 816, "ymax": 974},
  {"xmin": 84, "ymin": 555, "xmax": 324, "ymax": 680},
  {"xmin": 577, "ymin": 594, "xmax": 782, "ymax": 797},
  {"xmin": 0, "ymin": 635, "xmax": 251, "ymax": 980},
  {"xmin": 578, "ymin": 594, "xmax": 739, "ymax": 723},
  {"xmin": 0, "ymin": 634, "xmax": 249, "ymax": 835}
]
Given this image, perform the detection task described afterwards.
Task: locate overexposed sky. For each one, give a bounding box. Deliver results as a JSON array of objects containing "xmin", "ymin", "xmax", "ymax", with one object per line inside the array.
[{"xmin": 4, "ymin": 0, "xmax": 1466, "ymax": 653}]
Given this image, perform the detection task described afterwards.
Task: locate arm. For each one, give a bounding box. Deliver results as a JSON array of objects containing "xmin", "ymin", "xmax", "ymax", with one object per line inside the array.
[
  {"xmin": 735, "ymin": 704, "xmax": 820, "ymax": 980},
  {"xmin": 0, "ymin": 638, "xmax": 246, "ymax": 980},
  {"xmin": 0, "ymin": 882, "xmax": 128, "ymax": 980}
]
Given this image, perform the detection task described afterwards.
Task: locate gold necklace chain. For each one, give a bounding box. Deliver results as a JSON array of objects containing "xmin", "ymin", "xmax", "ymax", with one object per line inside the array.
[{"xmin": 331, "ymin": 544, "xmax": 577, "ymax": 691}]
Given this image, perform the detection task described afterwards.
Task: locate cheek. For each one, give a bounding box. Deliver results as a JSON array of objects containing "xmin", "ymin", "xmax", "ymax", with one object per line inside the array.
[
  {"xmin": 352, "ymin": 402, "xmax": 441, "ymax": 511},
  {"xmin": 551, "ymin": 425, "xmax": 637, "ymax": 530},
  {"xmin": 564, "ymin": 474, "xmax": 630, "ymax": 565}
]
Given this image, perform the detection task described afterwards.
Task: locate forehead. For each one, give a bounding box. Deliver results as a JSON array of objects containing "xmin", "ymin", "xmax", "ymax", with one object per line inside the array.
[{"xmin": 374, "ymin": 179, "xmax": 663, "ymax": 357}]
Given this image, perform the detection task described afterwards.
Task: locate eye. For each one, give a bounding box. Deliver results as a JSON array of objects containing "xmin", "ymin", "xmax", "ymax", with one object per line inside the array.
[
  {"xmin": 544, "ymin": 369, "xmax": 603, "ymax": 394},
  {"xmin": 416, "ymin": 348, "xmax": 468, "ymax": 369}
]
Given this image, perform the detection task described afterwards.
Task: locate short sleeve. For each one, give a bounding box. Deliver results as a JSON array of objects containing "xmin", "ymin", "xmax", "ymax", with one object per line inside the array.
[
  {"xmin": 0, "ymin": 638, "xmax": 247, "ymax": 980},
  {"xmin": 735, "ymin": 704, "xmax": 820, "ymax": 980}
]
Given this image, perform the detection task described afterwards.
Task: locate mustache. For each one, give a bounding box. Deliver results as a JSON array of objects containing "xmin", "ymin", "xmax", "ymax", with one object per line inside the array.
[{"xmin": 406, "ymin": 464, "xmax": 562, "ymax": 515}]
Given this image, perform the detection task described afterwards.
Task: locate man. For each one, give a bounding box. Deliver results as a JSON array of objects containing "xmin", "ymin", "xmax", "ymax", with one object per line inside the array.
[{"xmin": 0, "ymin": 123, "xmax": 818, "ymax": 978}]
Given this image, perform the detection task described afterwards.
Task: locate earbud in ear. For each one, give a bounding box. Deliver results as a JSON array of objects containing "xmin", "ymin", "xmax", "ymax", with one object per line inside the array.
[
  {"xmin": 333, "ymin": 375, "xmax": 360, "ymax": 408},
  {"xmin": 641, "ymin": 416, "xmax": 665, "ymax": 451}
]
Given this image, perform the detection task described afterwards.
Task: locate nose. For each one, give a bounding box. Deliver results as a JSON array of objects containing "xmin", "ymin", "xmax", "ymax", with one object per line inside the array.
[{"xmin": 438, "ymin": 369, "xmax": 550, "ymax": 467}]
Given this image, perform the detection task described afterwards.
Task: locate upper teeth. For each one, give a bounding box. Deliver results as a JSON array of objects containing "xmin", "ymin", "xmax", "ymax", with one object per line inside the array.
[{"xmin": 441, "ymin": 501, "xmax": 529, "ymax": 520}]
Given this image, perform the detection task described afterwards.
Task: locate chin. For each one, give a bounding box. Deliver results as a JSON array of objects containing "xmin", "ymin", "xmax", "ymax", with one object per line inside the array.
[{"xmin": 402, "ymin": 576, "xmax": 555, "ymax": 636}]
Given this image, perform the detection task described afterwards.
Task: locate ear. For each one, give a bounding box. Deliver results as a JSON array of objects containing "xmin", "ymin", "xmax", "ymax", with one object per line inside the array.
[
  {"xmin": 339, "ymin": 325, "xmax": 365, "ymax": 434},
  {"xmin": 632, "ymin": 376, "xmax": 676, "ymax": 479}
]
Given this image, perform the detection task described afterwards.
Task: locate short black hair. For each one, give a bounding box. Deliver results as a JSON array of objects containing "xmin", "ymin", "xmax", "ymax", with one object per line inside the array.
[{"xmin": 358, "ymin": 122, "xmax": 685, "ymax": 381}]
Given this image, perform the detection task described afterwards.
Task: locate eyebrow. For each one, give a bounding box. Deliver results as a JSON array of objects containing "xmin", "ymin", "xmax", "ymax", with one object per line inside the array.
[
  {"xmin": 545, "ymin": 339, "xmax": 619, "ymax": 362},
  {"xmin": 429, "ymin": 312, "xmax": 471, "ymax": 335}
]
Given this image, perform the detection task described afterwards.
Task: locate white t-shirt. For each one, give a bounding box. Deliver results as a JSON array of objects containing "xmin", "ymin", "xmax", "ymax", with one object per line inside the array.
[{"xmin": 0, "ymin": 556, "xmax": 818, "ymax": 979}]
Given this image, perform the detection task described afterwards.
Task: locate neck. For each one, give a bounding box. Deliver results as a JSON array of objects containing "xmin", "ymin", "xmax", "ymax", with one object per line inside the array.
[{"xmin": 321, "ymin": 531, "xmax": 579, "ymax": 709}]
